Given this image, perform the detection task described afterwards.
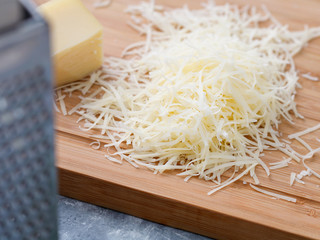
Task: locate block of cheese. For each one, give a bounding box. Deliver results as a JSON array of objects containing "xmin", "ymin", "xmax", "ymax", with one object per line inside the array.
[{"xmin": 39, "ymin": 0, "xmax": 103, "ymax": 86}]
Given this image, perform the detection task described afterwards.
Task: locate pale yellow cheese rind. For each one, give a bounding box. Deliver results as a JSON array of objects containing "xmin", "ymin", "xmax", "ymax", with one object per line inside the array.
[{"xmin": 39, "ymin": 0, "xmax": 103, "ymax": 86}]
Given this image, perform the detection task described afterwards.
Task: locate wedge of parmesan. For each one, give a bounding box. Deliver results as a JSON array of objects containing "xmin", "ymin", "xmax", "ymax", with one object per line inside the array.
[{"xmin": 39, "ymin": 0, "xmax": 103, "ymax": 86}]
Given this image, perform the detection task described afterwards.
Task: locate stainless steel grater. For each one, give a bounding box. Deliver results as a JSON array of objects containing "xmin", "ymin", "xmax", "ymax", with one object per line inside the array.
[{"xmin": 0, "ymin": 0, "xmax": 57, "ymax": 239}]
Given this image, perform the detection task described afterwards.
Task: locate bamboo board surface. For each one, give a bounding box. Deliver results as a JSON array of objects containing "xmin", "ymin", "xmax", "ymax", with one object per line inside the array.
[{"xmin": 35, "ymin": 0, "xmax": 320, "ymax": 239}]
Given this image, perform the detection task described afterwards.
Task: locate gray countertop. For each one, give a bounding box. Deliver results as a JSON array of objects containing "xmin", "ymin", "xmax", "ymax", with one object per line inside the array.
[{"xmin": 58, "ymin": 196, "xmax": 211, "ymax": 240}]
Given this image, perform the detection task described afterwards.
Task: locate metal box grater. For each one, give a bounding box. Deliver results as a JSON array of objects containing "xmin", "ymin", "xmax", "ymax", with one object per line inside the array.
[{"xmin": 0, "ymin": 0, "xmax": 57, "ymax": 239}]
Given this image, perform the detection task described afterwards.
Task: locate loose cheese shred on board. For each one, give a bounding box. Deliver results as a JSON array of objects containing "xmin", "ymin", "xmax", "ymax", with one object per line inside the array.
[
  {"xmin": 89, "ymin": 140, "xmax": 101, "ymax": 150},
  {"xmin": 57, "ymin": 89, "xmax": 67, "ymax": 116},
  {"xmin": 60, "ymin": 1, "xmax": 320, "ymax": 194},
  {"xmin": 288, "ymin": 123, "xmax": 320, "ymax": 139},
  {"xmin": 294, "ymin": 136, "xmax": 313, "ymax": 152},
  {"xmin": 93, "ymin": 0, "xmax": 112, "ymax": 9},
  {"xmin": 290, "ymin": 173, "xmax": 296, "ymax": 186},
  {"xmin": 250, "ymin": 184, "xmax": 297, "ymax": 203},
  {"xmin": 53, "ymin": 94, "xmax": 60, "ymax": 113},
  {"xmin": 269, "ymin": 157, "xmax": 291, "ymax": 166},
  {"xmin": 269, "ymin": 161, "xmax": 288, "ymax": 170},
  {"xmin": 301, "ymin": 73, "xmax": 319, "ymax": 81},
  {"xmin": 295, "ymin": 177, "xmax": 305, "ymax": 185}
]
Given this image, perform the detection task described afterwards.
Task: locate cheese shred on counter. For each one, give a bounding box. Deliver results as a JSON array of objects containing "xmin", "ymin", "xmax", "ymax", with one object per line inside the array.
[{"xmin": 65, "ymin": 1, "xmax": 320, "ymax": 193}]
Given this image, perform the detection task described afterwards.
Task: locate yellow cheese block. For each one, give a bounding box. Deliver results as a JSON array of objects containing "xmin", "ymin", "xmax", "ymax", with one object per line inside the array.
[{"xmin": 39, "ymin": 0, "xmax": 103, "ymax": 86}]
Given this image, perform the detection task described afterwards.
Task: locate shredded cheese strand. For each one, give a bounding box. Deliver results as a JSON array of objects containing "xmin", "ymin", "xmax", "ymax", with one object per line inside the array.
[
  {"xmin": 301, "ymin": 72, "xmax": 319, "ymax": 81},
  {"xmin": 250, "ymin": 184, "xmax": 297, "ymax": 203},
  {"xmin": 57, "ymin": 89, "xmax": 67, "ymax": 116},
  {"xmin": 288, "ymin": 123, "xmax": 320, "ymax": 139},
  {"xmin": 93, "ymin": 0, "xmax": 112, "ymax": 9}
]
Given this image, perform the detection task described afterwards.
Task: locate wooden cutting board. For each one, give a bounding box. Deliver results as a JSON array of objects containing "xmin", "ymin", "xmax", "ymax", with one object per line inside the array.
[{"xmin": 36, "ymin": 0, "xmax": 320, "ymax": 239}]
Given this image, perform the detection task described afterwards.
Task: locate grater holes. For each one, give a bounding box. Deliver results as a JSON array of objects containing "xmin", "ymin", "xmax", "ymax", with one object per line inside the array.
[
  {"xmin": 12, "ymin": 162, "xmax": 22, "ymax": 175},
  {"xmin": 0, "ymin": 64, "xmax": 56, "ymax": 239},
  {"xmin": 1, "ymin": 171, "xmax": 10, "ymax": 184},
  {"xmin": 34, "ymin": 65, "xmax": 44, "ymax": 76},
  {"xmin": 7, "ymin": 183, "xmax": 17, "ymax": 196}
]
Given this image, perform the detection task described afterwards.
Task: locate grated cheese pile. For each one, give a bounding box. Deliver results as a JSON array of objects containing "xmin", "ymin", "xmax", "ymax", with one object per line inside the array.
[{"xmin": 61, "ymin": 1, "xmax": 320, "ymax": 194}]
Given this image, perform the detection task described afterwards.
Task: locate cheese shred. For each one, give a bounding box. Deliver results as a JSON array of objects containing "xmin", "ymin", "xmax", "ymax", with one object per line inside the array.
[
  {"xmin": 250, "ymin": 184, "xmax": 297, "ymax": 203},
  {"xmin": 301, "ymin": 73, "xmax": 319, "ymax": 81},
  {"xmin": 93, "ymin": 0, "xmax": 112, "ymax": 9}
]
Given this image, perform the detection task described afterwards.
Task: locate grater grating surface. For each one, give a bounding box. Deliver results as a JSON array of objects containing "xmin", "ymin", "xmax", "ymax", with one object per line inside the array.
[
  {"xmin": 0, "ymin": 67, "xmax": 56, "ymax": 240},
  {"xmin": 0, "ymin": 0, "xmax": 57, "ymax": 239}
]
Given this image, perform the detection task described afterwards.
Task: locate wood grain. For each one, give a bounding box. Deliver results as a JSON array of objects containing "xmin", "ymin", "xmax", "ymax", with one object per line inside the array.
[{"xmin": 36, "ymin": 0, "xmax": 320, "ymax": 239}]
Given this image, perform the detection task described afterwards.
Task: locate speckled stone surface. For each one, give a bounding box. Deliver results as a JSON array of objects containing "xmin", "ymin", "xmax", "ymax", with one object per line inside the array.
[{"xmin": 58, "ymin": 196, "xmax": 211, "ymax": 240}]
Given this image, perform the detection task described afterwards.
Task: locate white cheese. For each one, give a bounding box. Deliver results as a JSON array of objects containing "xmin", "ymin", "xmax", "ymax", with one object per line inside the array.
[
  {"xmin": 288, "ymin": 123, "xmax": 320, "ymax": 139},
  {"xmin": 250, "ymin": 184, "xmax": 297, "ymax": 203},
  {"xmin": 89, "ymin": 140, "xmax": 101, "ymax": 150},
  {"xmin": 57, "ymin": 89, "xmax": 67, "ymax": 115},
  {"xmin": 301, "ymin": 72, "xmax": 319, "ymax": 81},
  {"xmin": 58, "ymin": 1, "xmax": 320, "ymax": 193},
  {"xmin": 93, "ymin": 0, "xmax": 112, "ymax": 9},
  {"xmin": 290, "ymin": 173, "xmax": 296, "ymax": 186}
]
